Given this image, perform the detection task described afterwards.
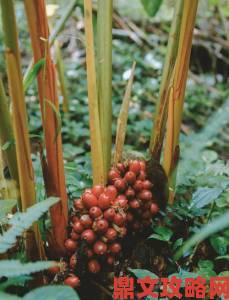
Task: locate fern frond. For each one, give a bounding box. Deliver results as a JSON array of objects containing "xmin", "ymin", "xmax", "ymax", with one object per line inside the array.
[
  {"xmin": 0, "ymin": 197, "xmax": 59, "ymax": 254},
  {"xmin": 0, "ymin": 260, "xmax": 58, "ymax": 277}
]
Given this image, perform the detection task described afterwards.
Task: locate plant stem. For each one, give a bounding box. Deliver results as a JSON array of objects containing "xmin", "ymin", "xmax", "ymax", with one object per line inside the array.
[
  {"xmin": 24, "ymin": 0, "xmax": 68, "ymax": 254},
  {"xmin": 23, "ymin": 0, "xmax": 77, "ymax": 81},
  {"xmin": 0, "ymin": 78, "xmax": 19, "ymax": 185},
  {"xmin": 114, "ymin": 62, "xmax": 136, "ymax": 164},
  {"xmin": 163, "ymin": 0, "xmax": 199, "ymax": 204},
  {"xmin": 55, "ymin": 40, "xmax": 69, "ymax": 113},
  {"xmin": 0, "ymin": 0, "xmax": 45, "ymax": 260},
  {"xmin": 84, "ymin": 0, "xmax": 105, "ymax": 185},
  {"xmin": 149, "ymin": 0, "xmax": 184, "ymax": 161},
  {"xmin": 97, "ymin": 0, "xmax": 113, "ymax": 179}
]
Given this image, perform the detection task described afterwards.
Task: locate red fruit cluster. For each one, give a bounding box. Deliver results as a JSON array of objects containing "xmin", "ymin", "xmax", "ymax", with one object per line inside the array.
[{"xmin": 63, "ymin": 160, "xmax": 159, "ymax": 286}]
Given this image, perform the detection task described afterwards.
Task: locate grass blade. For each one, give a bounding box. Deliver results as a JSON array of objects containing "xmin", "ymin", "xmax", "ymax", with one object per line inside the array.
[{"xmin": 174, "ymin": 211, "xmax": 229, "ymax": 260}]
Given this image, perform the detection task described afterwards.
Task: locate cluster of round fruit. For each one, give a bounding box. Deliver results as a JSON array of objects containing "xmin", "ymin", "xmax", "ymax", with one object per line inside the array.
[{"xmin": 63, "ymin": 160, "xmax": 159, "ymax": 288}]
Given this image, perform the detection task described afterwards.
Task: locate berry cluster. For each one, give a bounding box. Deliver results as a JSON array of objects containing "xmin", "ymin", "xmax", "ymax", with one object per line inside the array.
[{"xmin": 63, "ymin": 160, "xmax": 159, "ymax": 288}]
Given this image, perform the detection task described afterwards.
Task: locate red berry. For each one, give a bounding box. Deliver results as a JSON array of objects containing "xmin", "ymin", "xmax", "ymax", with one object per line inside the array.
[
  {"xmin": 105, "ymin": 228, "xmax": 117, "ymax": 241},
  {"xmin": 70, "ymin": 231, "xmax": 80, "ymax": 241},
  {"xmin": 95, "ymin": 218, "xmax": 109, "ymax": 233},
  {"xmin": 88, "ymin": 259, "xmax": 101, "ymax": 273},
  {"xmin": 72, "ymin": 221, "xmax": 84, "ymax": 233},
  {"xmin": 109, "ymin": 242, "xmax": 121, "ymax": 254},
  {"xmin": 82, "ymin": 192, "xmax": 98, "ymax": 208},
  {"xmin": 126, "ymin": 212, "xmax": 134, "ymax": 222},
  {"xmin": 142, "ymin": 180, "xmax": 153, "ymax": 190},
  {"xmin": 119, "ymin": 226, "xmax": 127, "ymax": 237},
  {"xmin": 48, "ymin": 264, "xmax": 60, "ymax": 275},
  {"xmin": 139, "ymin": 160, "xmax": 146, "ymax": 171},
  {"xmin": 73, "ymin": 199, "xmax": 84, "ymax": 211},
  {"xmin": 116, "ymin": 163, "xmax": 126, "ymax": 174},
  {"xmin": 71, "ymin": 216, "xmax": 79, "ymax": 223},
  {"xmin": 104, "ymin": 208, "xmax": 115, "ymax": 221},
  {"xmin": 129, "ymin": 160, "xmax": 141, "ymax": 175},
  {"xmin": 107, "ymin": 255, "xmax": 115, "ymax": 265},
  {"xmin": 108, "ymin": 169, "xmax": 120, "ymax": 183},
  {"xmin": 133, "ymin": 221, "xmax": 141, "ymax": 230},
  {"xmin": 114, "ymin": 179, "xmax": 126, "ymax": 191},
  {"xmin": 125, "ymin": 171, "xmax": 136, "ymax": 185},
  {"xmin": 125, "ymin": 187, "xmax": 135, "ymax": 199},
  {"xmin": 138, "ymin": 170, "xmax": 146, "ymax": 181},
  {"xmin": 142, "ymin": 210, "xmax": 152, "ymax": 219},
  {"xmin": 65, "ymin": 239, "xmax": 78, "ymax": 252},
  {"xmin": 69, "ymin": 254, "xmax": 77, "ymax": 269},
  {"xmin": 64, "ymin": 275, "xmax": 80, "ymax": 288},
  {"xmin": 133, "ymin": 180, "xmax": 143, "ymax": 192},
  {"xmin": 89, "ymin": 206, "xmax": 102, "ymax": 219},
  {"xmin": 85, "ymin": 188, "xmax": 92, "ymax": 193},
  {"xmin": 98, "ymin": 193, "xmax": 111, "ymax": 210},
  {"xmin": 129, "ymin": 199, "xmax": 140, "ymax": 209},
  {"xmin": 114, "ymin": 213, "xmax": 126, "ymax": 226},
  {"xmin": 93, "ymin": 241, "xmax": 107, "ymax": 255},
  {"xmin": 143, "ymin": 219, "xmax": 151, "ymax": 227},
  {"xmin": 114, "ymin": 195, "xmax": 128, "ymax": 208},
  {"xmin": 150, "ymin": 203, "xmax": 159, "ymax": 215},
  {"xmin": 81, "ymin": 229, "xmax": 96, "ymax": 244},
  {"xmin": 92, "ymin": 185, "xmax": 104, "ymax": 198},
  {"xmin": 105, "ymin": 185, "xmax": 117, "ymax": 201},
  {"xmin": 139, "ymin": 190, "xmax": 152, "ymax": 201},
  {"xmin": 85, "ymin": 247, "xmax": 94, "ymax": 258},
  {"xmin": 80, "ymin": 214, "xmax": 93, "ymax": 228}
]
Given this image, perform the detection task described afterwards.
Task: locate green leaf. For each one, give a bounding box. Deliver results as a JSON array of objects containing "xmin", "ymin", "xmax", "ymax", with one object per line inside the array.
[
  {"xmin": 23, "ymin": 59, "xmax": 45, "ymax": 93},
  {"xmin": 148, "ymin": 226, "xmax": 173, "ymax": 242},
  {"xmin": 141, "ymin": 0, "xmax": 163, "ymax": 17},
  {"xmin": 172, "ymin": 238, "xmax": 183, "ymax": 251},
  {"xmin": 215, "ymin": 255, "xmax": 229, "ymax": 261},
  {"xmin": 0, "ymin": 292, "xmax": 21, "ymax": 300},
  {"xmin": 174, "ymin": 211, "xmax": 229, "ymax": 260},
  {"xmin": 197, "ymin": 260, "xmax": 216, "ymax": 280},
  {"xmin": 210, "ymin": 236, "xmax": 228, "ymax": 255},
  {"xmin": 0, "ymin": 197, "xmax": 59, "ymax": 254},
  {"xmin": 23, "ymin": 286, "xmax": 80, "ymax": 300},
  {"xmin": 169, "ymin": 269, "xmax": 198, "ymax": 287},
  {"xmin": 0, "ymin": 199, "xmax": 17, "ymax": 220},
  {"xmin": 0, "ymin": 276, "xmax": 32, "ymax": 289},
  {"xmin": 0, "ymin": 286, "xmax": 80, "ymax": 300},
  {"xmin": 190, "ymin": 187, "xmax": 223, "ymax": 209},
  {"xmin": 0, "ymin": 260, "xmax": 58, "ymax": 277},
  {"xmin": 129, "ymin": 268, "xmax": 158, "ymax": 279}
]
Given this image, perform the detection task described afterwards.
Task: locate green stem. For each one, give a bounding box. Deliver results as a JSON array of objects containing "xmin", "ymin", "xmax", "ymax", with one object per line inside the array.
[
  {"xmin": 149, "ymin": 0, "xmax": 184, "ymax": 161},
  {"xmin": 0, "ymin": 78, "xmax": 19, "ymax": 185},
  {"xmin": 97, "ymin": 0, "xmax": 113, "ymax": 179}
]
